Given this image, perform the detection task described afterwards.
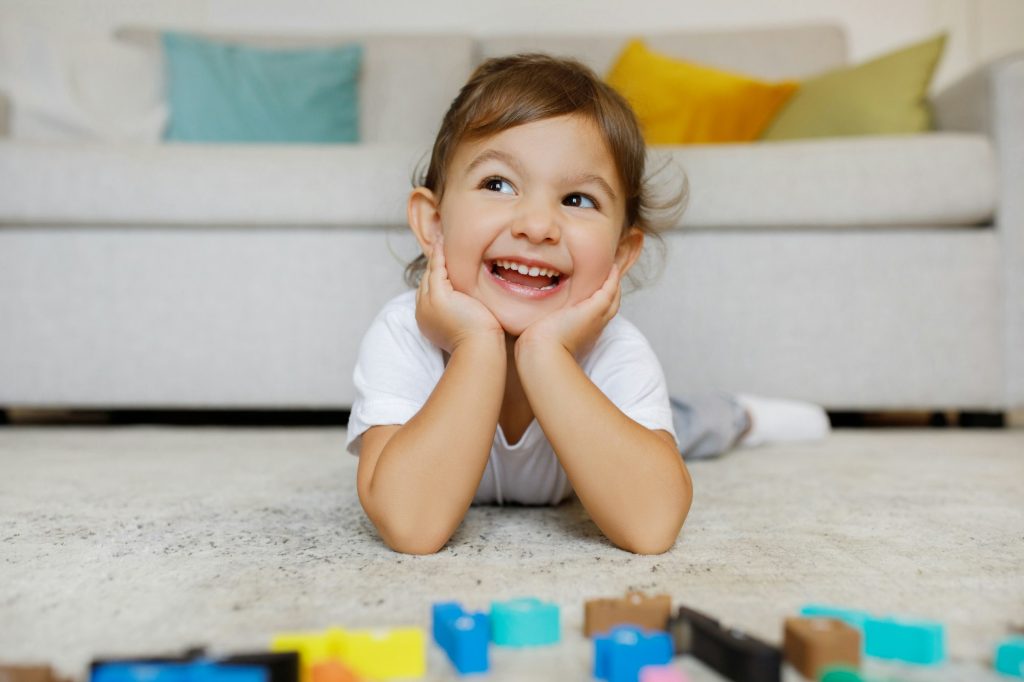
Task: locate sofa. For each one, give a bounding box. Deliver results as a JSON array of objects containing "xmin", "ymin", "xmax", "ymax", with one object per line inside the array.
[{"xmin": 0, "ymin": 24, "xmax": 1020, "ymax": 413}]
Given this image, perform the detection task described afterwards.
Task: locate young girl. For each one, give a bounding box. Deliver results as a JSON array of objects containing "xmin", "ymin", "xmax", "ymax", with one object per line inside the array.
[{"xmin": 345, "ymin": 53, "xmax": 827, "ymax": 556}]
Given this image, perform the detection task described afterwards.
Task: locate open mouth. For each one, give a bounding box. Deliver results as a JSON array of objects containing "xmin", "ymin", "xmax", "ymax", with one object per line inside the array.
[{"xmin": 488, "ymin": 259, "xmax": 563, "ymax": 291}]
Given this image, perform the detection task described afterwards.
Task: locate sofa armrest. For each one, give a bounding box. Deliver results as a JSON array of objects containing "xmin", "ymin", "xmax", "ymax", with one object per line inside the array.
[{"xmin": 934, "ymin": 52, "xmax": 1024, "ymax": 409}]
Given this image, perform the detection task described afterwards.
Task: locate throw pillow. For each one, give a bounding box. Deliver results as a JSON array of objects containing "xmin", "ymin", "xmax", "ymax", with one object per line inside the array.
[
  {"xmin": 605, "ymin": 38, "xmax": 799, "ymax": 144},
  {"xmin": 162, "ymin": 31, "xmax": 361, "ymax": 143},
  {"xmin": 760, "ymin": 33, "xmax": 947, "ymax": 141}
]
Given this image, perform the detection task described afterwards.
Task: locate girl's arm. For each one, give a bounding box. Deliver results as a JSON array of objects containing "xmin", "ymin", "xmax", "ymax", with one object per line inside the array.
[
  {"xmin": 514, "ymin": 263, "xmax": 692, "ymax": 554},
  {"xmin": 357, "ymin": 238, "xmax": 506, "ymax": 555}
]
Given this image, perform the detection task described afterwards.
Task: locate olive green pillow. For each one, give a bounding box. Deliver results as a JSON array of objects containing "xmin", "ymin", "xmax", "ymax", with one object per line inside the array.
[{"xmin": 761, "ymin": 33, "xmax": 946, "ymax": 140}]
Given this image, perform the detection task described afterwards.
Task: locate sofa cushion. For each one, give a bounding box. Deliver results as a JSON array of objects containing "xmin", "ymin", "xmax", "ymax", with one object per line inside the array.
[{"xmin": 0, "ymin": 133, "xmax": 995, "ymax": 229}]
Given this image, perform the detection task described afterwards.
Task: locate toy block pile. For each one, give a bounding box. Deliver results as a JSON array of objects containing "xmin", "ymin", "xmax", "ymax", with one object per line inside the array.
[{"xmin": 2, "ymin": 594, "xmax": 1022, "ymax": 682}]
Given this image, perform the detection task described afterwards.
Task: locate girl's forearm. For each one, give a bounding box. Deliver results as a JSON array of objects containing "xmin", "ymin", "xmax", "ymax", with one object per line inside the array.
[
  {"xmin": 516, "ymin": 339, "xmax": 692, "ymax": 554},
  {"xmin": 366, "ymin": 333, "xmax": 506, "ymax": 554}
]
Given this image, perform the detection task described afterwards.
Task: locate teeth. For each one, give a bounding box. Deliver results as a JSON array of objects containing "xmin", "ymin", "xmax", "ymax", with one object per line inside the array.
[{"xmin": 495, "ymin": 259, "xmax": 562, "ymax": 278}]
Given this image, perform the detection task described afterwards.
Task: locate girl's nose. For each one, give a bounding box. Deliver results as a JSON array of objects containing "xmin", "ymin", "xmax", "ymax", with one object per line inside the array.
[{"xmin": 511, "ymin": 200, "xmax": 561, "ymax": 244}]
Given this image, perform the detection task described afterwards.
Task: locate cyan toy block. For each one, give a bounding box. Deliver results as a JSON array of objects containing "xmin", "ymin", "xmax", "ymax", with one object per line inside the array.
[
  {"xmin": 818, "ymin": 667, "xmax": 864, "ymax": 682},
  {"xmin": 799, "ymin": 605, "xmax": 871, "ymax": 631},
  {"xmin": 638, "ymin": 664, "xmax": 688, "ymax": 682},
  {"xmin": 342, "ymin": 627, "xmax": 426, "ymax": 679},
  {"xmin": 93, "ymin": 663, "xmax": 266, "ymax": 682},
  {"xmin": 432, "ymin": 602, "xmax": 490, "ymax": 675},
  {"xmin": 862, "ymin": 615, "xmax": 945, "ymax": 665},
  {"xmin": 490, "ymin": 597, "xmax": 560, "ymax": 647},
  {"xmin": 995, "ymin": 637, "xmax": 1024, "ymax": 678},
  {"xmin": 594, "ymin": 626, "xmax": 673, "ymax": 682}
]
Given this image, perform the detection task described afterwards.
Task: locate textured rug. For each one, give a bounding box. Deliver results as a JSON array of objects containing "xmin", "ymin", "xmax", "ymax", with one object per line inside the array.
[{"xmin": 1, "ymin": 427, "xmax": 1022, "ymax": 681}]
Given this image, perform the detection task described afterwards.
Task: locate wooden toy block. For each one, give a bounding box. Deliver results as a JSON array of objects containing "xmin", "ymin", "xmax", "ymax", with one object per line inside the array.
[
  {"xmin": 585, "ymin": 591, "xmax": 672, "ymax": 638},
  {"xmin": 432, "ymin": 602, "xmax": 490, "ymax": 674},
  {"xmin": 782, "ymin": 617, "xmax": 860, "ymax": 679},
  {"xmin": 638, "ymin": 663, "xmax": 688, "ymax": 682},
  {"xmin": 669, "ymin": 606, "xmax": 781, "ymax": 682},
  {"xmin": 271, "ymin": 630, "xmax": 345, "ymax": 682},
  {"xmin": 798, "ymin": 605, "xmax": 870, "ymax": 632},
  {"xmin": 490, "ymin": 597, "xmax": 560, "ymax": 647},
  {"xmin": 994, "ymin": 637, "xmax": 1024, "ymax": 678},
  {"xmin": 818, "ymin": 667, "xmax": 864, "ymax": 682},
  {"xmin": 594, "ymin": 626, "xmax": 673, "ymax": 682},
  {"xmin": 862, "ymin": 615, "xmax": 945, "ymax": 665},
  {"xmin": 308, "ymin": 661, "xmax": 359, "ymax": 682},
  {"xmin": 1, "ymin": 665, "xmax": 73, "ymax": 682},
  {"xmin": 342, "ymin": 627, "xmax": 425, "ymax": 679}
]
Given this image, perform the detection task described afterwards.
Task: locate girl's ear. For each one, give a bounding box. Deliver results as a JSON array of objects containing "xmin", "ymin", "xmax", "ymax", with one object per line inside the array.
[
  {"xmin": 614, "ymin": 227, "xmax": 645, "ymax": 277},
  {"xmin": 407, "ymin": 186, "xmax": 443, "ymax": 257}
]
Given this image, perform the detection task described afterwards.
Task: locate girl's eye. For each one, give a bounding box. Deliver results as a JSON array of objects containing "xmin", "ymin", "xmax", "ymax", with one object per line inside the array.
[
  {"xmin": 565, "ymin": 193, "xmax": 598, "ymax": 210},
  {"xmin": 483, "ymin": 177, "xmax": 515, "ymax": 195}
]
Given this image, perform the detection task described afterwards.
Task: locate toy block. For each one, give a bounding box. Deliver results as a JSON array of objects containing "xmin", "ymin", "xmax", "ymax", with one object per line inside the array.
[
  {"xmin": 308, "ymin": 661, "xmax": 359, "ymax": 682},
  {"xmin": 189, "ymin": 663, "xmax": 267, "ymax": 682},
  {"xmin": 782, "ymin": 617, "xmax": 860, "ymax": 679},
  {"xmin": 432, "ymin": 602, "xmax": 490, "ymax": 674},
  {"xmin": 669, "ymin": 606, "xmax": 781, "ymax": 682},
  {"xmin": 342, "ymin": 627, "xmax": 425, "ymax": 679},
  {"xmin": 638, "ymin": 663, "xmax": 688, "ymax": 682},
  {"xmin": 594, "ymin": 626, "xmax": 673, "ymax": 682},
  {"xmin": 994, "ymin": 637, "xmax": 1024, "ymax": 678},
  {"xmin": 92, "ymin": 663, "xmax": 265, "ymax": 682},
  {"xmin": 1, "ymin": 665, "xmax": 74, "ymax": 682},
  {"xmin": 585, "ymin": 591, "xmax": 672, "ymax": 638},
  {"xmin": 219, "ymin": 653, "xmax": 299, "ymax": 682},
  {"xmin": 862, "ymin": 615, "xmax": 944, "ymax": 665},
  {"xmin": 798, "ymin": 605, "xmax": 870, "ymax": 632},
  {"xmin": 271, "ymin": 630, "xmax": 344, "ymax": 682},
  {"xmin": 818, "ymin": 667, "xmax": 865, "ymax": 682},
  {"xmin": 490, "ymin": 597, "xmax": 560, "ymax": 647}
]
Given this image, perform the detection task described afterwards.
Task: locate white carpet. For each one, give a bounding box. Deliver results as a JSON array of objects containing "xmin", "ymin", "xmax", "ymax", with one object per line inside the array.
[{"xmin": 1, "ymin": 427, "xmax": 1022, "ymax": 681}]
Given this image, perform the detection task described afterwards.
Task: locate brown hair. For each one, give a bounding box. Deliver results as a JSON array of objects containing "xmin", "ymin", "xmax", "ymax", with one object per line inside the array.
[{"xmin": 405, "ymin": 52, "xmax": 686, "ymax": 290}]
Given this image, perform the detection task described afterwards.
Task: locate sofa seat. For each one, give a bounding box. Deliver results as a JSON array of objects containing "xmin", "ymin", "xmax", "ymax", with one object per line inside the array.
[{"xmin": 0, "ymin": 132, "xmax": 996, "ymax": 230}]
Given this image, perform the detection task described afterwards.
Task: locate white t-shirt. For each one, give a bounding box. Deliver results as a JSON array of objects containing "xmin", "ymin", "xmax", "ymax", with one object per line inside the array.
[{"xmin": 345, "ymin": 290, "xmax": 678, "ymax": 506}]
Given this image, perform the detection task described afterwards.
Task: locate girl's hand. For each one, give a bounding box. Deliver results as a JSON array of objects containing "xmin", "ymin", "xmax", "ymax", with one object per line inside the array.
[
  {"xmin": 415, "ymin": 238, "xmax": 503, "ymax": 354},
  {"xmin": 515, "ymin": 262, "xmax": 622, "ymax": 361}
]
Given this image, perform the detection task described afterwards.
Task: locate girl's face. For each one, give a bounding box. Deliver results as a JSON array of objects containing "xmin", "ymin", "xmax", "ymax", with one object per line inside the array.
[{"xmin": 424, "ymin": 114, "xmax": 638, "ymax": 336}]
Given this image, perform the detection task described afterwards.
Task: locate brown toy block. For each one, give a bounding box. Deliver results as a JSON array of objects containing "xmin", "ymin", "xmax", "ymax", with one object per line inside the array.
[
  {"xmin": 584, "ymin": 591, "xmax": 672, "ymax": 638},
  {"xmin": 783, "ymin": 617, "xmax": 860, "ymax": 680},
  {"xmin": 0, "ymin": 666, "xmax": 72, "ymax": 682}
]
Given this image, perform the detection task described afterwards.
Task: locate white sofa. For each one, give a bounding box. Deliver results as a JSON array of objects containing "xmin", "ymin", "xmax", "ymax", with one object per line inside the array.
[{"xmin": 0, "ymin": 24, "xmax": 1020, "ymax": 413}]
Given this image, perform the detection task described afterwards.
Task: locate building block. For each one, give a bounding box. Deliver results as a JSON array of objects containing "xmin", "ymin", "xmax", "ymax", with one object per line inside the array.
[
  {"xmin": 3, "ymin": 666, "xmax": 73, "ymax": 682},
  {"xmin": 669, "ymin": 606, "xmax": 780, "ymax": 682},
  {"xmin": 782, "ymin": 617, "xmax": 860, "ymax": 679},
  {"xmin": 995, "ymin": 637, "xmax": 1024, "ymax": 678},
  {"xmin": 638, "ymin": 663, "xmax": 688, "ymax": 682},
  {"xmin": 92, "ymin": 662, "xmax": 265, "ymax": 682},
  {"xmin": 271, "ymin": 631, "xmax": 344, "ymax": 682},
  {"xmin": 218, "ymin": 654, "xmax": 299, "ymax": 682},
  {"xmin": 490, "ymin": 597, "xmax": 560, "ymax": 647},
  {"xmin": 862, "ymin": 615, "xmax": 945, "ymax": 665},
  {"xmin": 342, "ymin": 627, "xmax": 425, "ymax": 679},
  {"xmin": 308, "ymin": 661, "xmax": 359, "ymax": 682},
  {"xmin": 798, "ymin": 605, "xmax": 871, "ymax": 632},
  {"xmin": 432, "ymin": 602, "xmax": 490, "ymax": 674},
  {"xmin": 585, "ymin": 591, "xmax": 672, "ymax": 638},
  {"xmin": 594, "ymin": 626, "xmax": 673, "ymax": 682},
  {"xmin": 818, "ymin": 667, "xmax": 865, "ymax": 682}
]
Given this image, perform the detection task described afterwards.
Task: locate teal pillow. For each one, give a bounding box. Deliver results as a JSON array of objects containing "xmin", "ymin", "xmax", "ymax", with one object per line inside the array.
[{"xmin": 161, "ymin": 31, "xmax": 361, "ymax": 143}]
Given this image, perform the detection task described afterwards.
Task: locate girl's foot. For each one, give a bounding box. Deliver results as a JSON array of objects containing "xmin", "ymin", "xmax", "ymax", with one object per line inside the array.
[{"xmin": 734, "ymin": 393, "xmax": 831, "ymax": 448}]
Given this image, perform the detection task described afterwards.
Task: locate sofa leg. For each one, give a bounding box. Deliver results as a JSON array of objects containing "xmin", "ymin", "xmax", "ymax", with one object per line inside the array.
[{"xmin": 957, "ymin": 411, "xmax": 1006, "ymax": 428}]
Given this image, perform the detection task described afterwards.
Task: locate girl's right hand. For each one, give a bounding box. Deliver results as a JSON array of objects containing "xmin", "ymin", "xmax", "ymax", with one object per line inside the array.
[{"xmin": 415, "ymin": 237, "xmax": 503, "ymax": 354}]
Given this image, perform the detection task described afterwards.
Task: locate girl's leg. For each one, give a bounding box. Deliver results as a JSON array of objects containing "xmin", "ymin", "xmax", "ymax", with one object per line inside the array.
[{"xmin": 670, "ymin": 392, "xmax": 752, "ymax": 460}]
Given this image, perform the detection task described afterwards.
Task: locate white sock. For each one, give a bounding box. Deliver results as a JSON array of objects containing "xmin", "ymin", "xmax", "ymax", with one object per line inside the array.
[{"xmin": 734, "ymin": 393, "xmax": 831, "ymax": 448}]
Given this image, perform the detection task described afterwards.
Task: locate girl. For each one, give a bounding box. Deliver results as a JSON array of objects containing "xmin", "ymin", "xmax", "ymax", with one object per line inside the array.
[{"xmin": 345, "ymin": 53, "xmax": 828, "ymax": 556}]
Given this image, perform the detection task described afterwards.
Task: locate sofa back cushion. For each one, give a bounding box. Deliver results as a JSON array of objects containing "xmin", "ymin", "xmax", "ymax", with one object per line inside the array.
[{"xmin": 476, "ymin": 24, "xmax": 848, "ymax": 81}]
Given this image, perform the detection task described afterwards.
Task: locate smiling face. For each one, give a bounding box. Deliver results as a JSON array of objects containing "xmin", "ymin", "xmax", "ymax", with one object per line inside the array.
[{"xmin": 410, "ymin": 114, "xmax": 641, "ymax": 337}]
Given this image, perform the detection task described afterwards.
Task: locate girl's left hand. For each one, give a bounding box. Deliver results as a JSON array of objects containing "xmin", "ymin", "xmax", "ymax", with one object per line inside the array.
[{"xmin": 515, "ymin": 263, "xmax": 622, "ymax": 361}]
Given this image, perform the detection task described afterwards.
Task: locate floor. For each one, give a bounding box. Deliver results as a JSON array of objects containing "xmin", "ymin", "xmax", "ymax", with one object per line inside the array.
[{"xmin": 1, "ymin": 426, "xmax": 1022, "ymax": 681}]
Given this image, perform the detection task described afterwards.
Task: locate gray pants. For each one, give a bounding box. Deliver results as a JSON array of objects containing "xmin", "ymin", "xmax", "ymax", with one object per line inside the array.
[{"xmin": 670, "ymin": 392, "xmax": 751, "ymax": 460}]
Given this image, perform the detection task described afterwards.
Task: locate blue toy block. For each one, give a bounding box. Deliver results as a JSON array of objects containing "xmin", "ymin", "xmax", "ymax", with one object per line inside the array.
[
  {"xmin": 799, "ymin": 605, "xmax": 871, "ymax": 631},
  {"xmin": 594, "ymin": 626, "xmax": 673, "ymax": 682},
  {"xmin": 995, "ymin": 637, "xmax": 1024, "ymax": 678},
  {"xmin": 432, "ymin": 601, "xmax": 490, "ymax": 675},
  {"xmin": 93, "ymin": 663, "xmax": 265, "ymax": 682},
  {"xmin": 862, "ymin": 616, "xmax": 945, "ymax": 665},
  {"xmin": 490, "ymin": 597, "xmax": 560, "ymax": 647}
]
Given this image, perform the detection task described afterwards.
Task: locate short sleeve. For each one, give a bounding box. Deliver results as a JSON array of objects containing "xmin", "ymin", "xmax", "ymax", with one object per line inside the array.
[
  {"xmin": 581, "ymin": 315, "xmax": 679, "ymax": 448},
  {"xmin": 345, "ymin": 293, "xmax": 445, "ymax": 456}
]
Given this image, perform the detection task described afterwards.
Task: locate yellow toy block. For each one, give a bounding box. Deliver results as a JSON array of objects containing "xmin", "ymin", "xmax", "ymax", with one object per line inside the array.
[
  {"xmin": 341, "ymin": 627, "xmax": 426, "ymax": 679},
  {"xmin": 271, "ymin": 629, "xmax": 347, "ymax": 682}
]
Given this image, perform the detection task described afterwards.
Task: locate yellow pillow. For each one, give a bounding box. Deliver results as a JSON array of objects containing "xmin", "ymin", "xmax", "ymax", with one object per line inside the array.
[{"xmin": 606, "ymin": 39, "xmax": 799, "ymax": 144}]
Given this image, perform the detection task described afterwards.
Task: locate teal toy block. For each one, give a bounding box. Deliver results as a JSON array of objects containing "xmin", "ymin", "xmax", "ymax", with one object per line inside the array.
[
  {"xmin": 799, "ymin": 605, "xmax": 870, "ymax": 631},
  {"xmin": 995, "ymin": 637, "xmax": 1024, "ymax": 678},
  {"xmin": 490, "ymin": 597, "xmax": 560, "ymax": 647},
  {"xmin": 862, "ymin": 616, "xmax": 944, "ymax": 665},
  {"xmin": 819, "ymin": 667, "xmax": 864, "ymax": 682}
]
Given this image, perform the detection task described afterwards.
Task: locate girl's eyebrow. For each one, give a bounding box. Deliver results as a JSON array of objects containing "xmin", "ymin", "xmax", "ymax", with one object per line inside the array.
[{"xmin": 464, "ymin": 148, "xmax": 618, "ymax": 202}]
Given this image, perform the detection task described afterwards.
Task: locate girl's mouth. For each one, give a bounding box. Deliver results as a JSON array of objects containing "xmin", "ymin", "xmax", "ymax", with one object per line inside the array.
[{"xmin": 485, "ymin": 260, "xmax": 567, "ymax": 299}]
